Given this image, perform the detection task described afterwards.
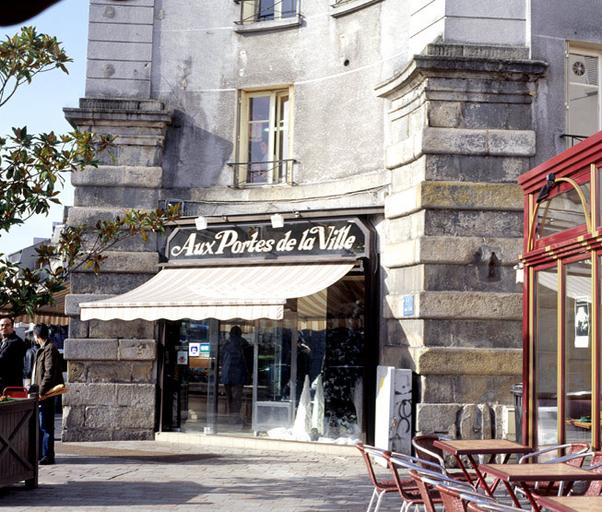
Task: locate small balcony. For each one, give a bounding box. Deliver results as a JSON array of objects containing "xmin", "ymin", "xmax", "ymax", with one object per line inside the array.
[{"xmin": 228, "ymin": 159, "xmax": 296, "ymax": 188}]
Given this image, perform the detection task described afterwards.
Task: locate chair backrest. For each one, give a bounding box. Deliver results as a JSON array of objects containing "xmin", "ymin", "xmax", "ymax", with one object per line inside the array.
[
  {"xmin": 390, "ymin": 451, "xmax": 445, "ymax": 473},
  {"xmin": 356, "ymin": 443, "xmax": 392, "ymax": 490},
  {"xmin": 390, "ymin": 458, "xmax": 457, "ymax": 484},
  {"xmin": 519, "ymin": 443, "xmax": 590, "ymax": 464},
  {"xmin": 2, "ymin": 386, "xmax": 27, "ymax": 398},
  {"xmin": 467, "ymin": 501, "xmax": 524, "ymax": 512},
  {"xmin": 412, "ymin": 434, "xmax": 446, "ymax": 467},
  {"xmin": 433, "ymin": 481, "xmax": 486, "ymax": 512},
  {"xmin": 408, "ymin": 470, "xmax": 439, "ymax": 512},
  {"xmin": 584, "ymin": 450, "xmax": 602, "ymax": 496}
]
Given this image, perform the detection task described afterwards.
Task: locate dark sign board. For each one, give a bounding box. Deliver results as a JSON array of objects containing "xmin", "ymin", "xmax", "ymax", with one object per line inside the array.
[{"xmin": 166, "ymin": 218, "xmax": 368, "ymax": 262}]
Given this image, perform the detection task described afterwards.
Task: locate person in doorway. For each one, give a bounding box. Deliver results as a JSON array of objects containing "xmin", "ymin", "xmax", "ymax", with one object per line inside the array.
[
  {"xmin": 32, "ymin": 323, "xmax": 64, "ymax": 465},
  {"xmin": 0, "ymin": 316, "xmax": 26, "ymax": 392},
  {"xmin": 221, "ymin": 326, "xmax": 250, "ymax": 424}
]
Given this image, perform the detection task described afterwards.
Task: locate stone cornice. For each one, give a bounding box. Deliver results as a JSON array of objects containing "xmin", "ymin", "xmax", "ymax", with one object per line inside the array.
[{"xmin": 376, "ymin": 45, "xmax": 548, "ymax": 99}]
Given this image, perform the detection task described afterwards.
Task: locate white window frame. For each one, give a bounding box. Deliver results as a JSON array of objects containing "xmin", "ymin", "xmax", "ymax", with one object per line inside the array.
[
  {"xmin": 238, "ymin": 87, "xmax": 294, "ymax": 186},
  {"xmin": 566, "ymin": 44, "xmax": 602, "ymax": 143},
  {"xmin": 240, "ymin": 0, "xmax": 299, "ymax": 24}
]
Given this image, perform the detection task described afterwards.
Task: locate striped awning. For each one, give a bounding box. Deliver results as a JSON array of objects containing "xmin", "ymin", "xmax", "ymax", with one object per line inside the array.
[{"xmin": 79, "ymin": 263, "xmax": 355, "ymax": 321}]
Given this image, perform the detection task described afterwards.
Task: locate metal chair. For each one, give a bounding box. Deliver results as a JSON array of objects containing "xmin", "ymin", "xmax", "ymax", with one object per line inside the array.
[
  {"xmin": 518, "ymin": 443, "xmax": 590, "ymax": 465},
  {"xmin": 412, "ymin": 434, "xmax": 476, "ymax": 481},
  {"xmin": 412, "ymin": 434, "xmax": 447, "ymax": 467},
  {"xmin": 517, "ymin": 443, "xmax": 592, "ymax": 497},
  {"xmin": 385, "ymin": 453, "xmax": 446, "ymax": 512},
  {"xmin": 356, "ymin": 443, "xmax": 401, "ymax": 512},
  {"xmin": 406, "ymin": 469, "xmax": 473, "ymax": 512},
  {"xmin": 429, "ymin": 477, "xmax": 488, "ymax": 512},
  {"xmin": 573, "ymin": 451, "xmax": 602, "ymax": 496},
  {"xmin": 466, "ymin": 500, "xmax": 525, "ymax": 512}
]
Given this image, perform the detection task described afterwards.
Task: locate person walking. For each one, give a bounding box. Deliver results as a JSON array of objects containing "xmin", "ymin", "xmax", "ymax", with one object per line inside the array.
[
  {"xmin": 32, "ymin": 323, "xmax": 64, "ymax": 465},
  {"xmin": 0, "ymin": 316, "xmax": 26, "ymax": 392}
]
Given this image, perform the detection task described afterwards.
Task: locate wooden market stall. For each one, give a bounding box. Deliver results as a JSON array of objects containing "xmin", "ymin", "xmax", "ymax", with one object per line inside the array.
[{"xmin": 519, "ymin": 131, "xmax": 602, "ymax": 448}]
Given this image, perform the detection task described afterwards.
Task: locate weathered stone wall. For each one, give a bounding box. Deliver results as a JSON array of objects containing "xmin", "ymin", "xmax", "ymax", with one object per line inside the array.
[
  {"xmin": 376, "ymin": 42, "xmax": 546, "ymax": 439},
  {"xmin": 63, "ymin": 98, "xmax": 171, "ymax": 441}
]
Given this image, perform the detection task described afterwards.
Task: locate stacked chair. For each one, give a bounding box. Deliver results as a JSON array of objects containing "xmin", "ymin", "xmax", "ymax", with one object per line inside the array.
[{"xmin": 357, "ymin": 437, "xmax": 602, "ymax": 512}]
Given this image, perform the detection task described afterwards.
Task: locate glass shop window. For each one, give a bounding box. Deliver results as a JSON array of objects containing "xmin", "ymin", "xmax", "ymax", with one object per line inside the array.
[
  {"xmin": 564, "ymin": 259, "xmax": 592, "ymax": 443},
  {"xmin": 534, "ymin": 266, "xmax": 559, "ymax": 446}
]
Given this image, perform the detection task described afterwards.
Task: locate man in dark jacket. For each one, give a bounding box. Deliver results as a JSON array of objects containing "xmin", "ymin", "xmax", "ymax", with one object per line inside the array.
[
  {"xmin": 0, "ymin": 317, "xmax": 26, "ymax": 392},
  {"xmin": 32, "ymin": 323, "xmax": 64, "ymax": 465}
]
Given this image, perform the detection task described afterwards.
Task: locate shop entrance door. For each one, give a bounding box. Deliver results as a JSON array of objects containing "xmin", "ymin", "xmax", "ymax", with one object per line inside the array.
[
  {"xmin": 160, "ymin": 319, "xmax": 220, "ymax": 433},
  {"xmin": 252, "ymin": 315, "xmax": 297, "ymax": 435}
]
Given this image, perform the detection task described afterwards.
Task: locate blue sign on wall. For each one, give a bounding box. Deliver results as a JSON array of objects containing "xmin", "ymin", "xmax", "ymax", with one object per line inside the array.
[{"xmin": 402, "ymin": 295, "xmax": 415, "ymax": 317}]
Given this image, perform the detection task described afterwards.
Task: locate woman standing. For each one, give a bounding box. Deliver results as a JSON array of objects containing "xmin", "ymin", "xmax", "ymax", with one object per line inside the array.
[{"xmin": 32, "ymin": 323, "xmax": 64, "ymax": 465}]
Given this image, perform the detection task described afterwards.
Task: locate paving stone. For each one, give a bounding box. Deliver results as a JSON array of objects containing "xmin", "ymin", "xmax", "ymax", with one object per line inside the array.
[{"xmin": 0, "ymin": 438, "xmax": 405, "ymax": 512}]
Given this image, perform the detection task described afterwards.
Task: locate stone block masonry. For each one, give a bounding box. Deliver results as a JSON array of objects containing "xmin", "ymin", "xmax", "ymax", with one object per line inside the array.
[
  {"xmin": 377, "ymin": 42, "xmax": 546, "ymax": 438},
  {"xmin": 63, "ymin": 98, "xmax": 172, "ymax": 441}
]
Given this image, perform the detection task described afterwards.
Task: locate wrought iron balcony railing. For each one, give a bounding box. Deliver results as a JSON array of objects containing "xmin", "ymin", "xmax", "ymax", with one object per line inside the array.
[
  {"xmin": 560, "ymin": 133, "xmax": 589, "ymax": 147},
  {"xmin": 236, "ymin": 0, "xmax": 299, "ymax": 25},
  {"xmin": 228, "ymin": 159, "xmax": 296, "ymax": 188}
]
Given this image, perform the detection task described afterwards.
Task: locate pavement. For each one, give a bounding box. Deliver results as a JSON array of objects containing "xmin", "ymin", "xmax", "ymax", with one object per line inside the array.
[{"xmin": 0, "ymin": 438, "xmax": 406, "ymax": 512}]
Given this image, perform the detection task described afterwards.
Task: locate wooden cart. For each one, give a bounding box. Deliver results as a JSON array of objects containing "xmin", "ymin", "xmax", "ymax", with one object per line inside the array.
[{"xmin": 0, "ymin": 397, "xmax": 38, "ymax": 489}]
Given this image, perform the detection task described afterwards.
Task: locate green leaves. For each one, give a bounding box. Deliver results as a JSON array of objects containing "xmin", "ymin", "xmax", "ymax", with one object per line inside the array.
[
  {"xmin": 0, "ymin": 26, "xmax": 71, "ymax": 107},
  {"xmin": 0, "ymin": 27, "xmax": 180, "ymax": 316}
]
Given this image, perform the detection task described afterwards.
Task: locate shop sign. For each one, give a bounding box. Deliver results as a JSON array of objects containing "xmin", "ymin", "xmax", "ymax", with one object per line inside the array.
[{"xmin": 166, "ymin": 218, "xmax": 368, "ymax": 261}]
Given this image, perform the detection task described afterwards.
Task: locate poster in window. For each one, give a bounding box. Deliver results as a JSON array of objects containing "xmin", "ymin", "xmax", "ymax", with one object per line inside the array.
[
  {"xmin": 177, "ymin": 350, "xmax": 189, "ymax": 365},
  {"xmin": 575, "ymin": 298, "xmax": 590, "ymax": 348}
]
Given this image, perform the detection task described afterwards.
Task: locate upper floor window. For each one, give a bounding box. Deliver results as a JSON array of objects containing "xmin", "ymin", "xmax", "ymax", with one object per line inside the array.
[
  {"xmin": 566, "ymin": 48, "xmax": 601, "ymax": 147},
  {"xmin": 234, "ymin": 87, "xmax": 294, "ymax": 187},
  {"xmin": 239, "ymin": 0, "xmax": 298, "ymax": 24}
]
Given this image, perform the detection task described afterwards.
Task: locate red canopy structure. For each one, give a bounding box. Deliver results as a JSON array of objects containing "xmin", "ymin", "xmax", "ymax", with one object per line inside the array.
[{"xmin": 519, "ymin": 131, "xmax": 602, "ymax": 448}]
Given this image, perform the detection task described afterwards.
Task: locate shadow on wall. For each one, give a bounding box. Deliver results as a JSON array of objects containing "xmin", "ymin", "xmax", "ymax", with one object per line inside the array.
[{"xmin": 162, "ymin": 109, "xmax": 234, "ymax": 189}]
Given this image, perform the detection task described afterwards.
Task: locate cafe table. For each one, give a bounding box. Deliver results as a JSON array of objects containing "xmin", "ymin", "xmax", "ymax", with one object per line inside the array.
[
  {"xmin": 535, "ymin": 496, "xmax": 602, "ymax": 512},
  {"xmin": 479, "ymin": 463, "xmax": 602, "ymax": 511},
  {"xmin": 433, "ymin": 439, "xmax": 532, "ymax": 495}
]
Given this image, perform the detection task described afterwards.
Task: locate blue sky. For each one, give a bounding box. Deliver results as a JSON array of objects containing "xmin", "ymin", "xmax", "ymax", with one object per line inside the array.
[{"xmin": 2, "ymin": 0, "xmax": 89, "ymax": 255}]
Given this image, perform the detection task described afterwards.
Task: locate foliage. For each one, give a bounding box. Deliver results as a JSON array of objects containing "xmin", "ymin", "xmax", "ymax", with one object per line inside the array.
[{"xmin": 0, "ymin": 27, "xmax": 180, "ymax": 316}]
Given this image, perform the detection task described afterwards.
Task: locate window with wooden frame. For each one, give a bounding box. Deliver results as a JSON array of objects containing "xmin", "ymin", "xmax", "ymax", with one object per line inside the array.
[
  {"xmin": 239, "ymin": 0, "xmax": 298, "ymax": 24},
  {"xmin": 566, "ymin": 46, "xmax": 602, "ymax": 147},
  {"xmin": 236, "ymin": 87, "xmax": 293, "ymax": 187}
]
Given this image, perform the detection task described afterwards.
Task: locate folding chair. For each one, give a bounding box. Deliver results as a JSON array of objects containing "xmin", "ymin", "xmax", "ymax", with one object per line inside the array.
[{"xmin": 356, "ymin": 443, "xmax": 400, "ymax": 512}]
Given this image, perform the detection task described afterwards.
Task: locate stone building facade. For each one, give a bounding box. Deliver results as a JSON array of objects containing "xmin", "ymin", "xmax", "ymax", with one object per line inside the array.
[{"xmin": 62, "ymin": 0, "xmax": 602, "ymax": 443}]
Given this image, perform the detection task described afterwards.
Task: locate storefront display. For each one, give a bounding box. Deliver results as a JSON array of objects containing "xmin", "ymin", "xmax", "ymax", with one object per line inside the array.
[{"xmin": 80, "ymin": 216, "xmax": 376, "ymax": 444}]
